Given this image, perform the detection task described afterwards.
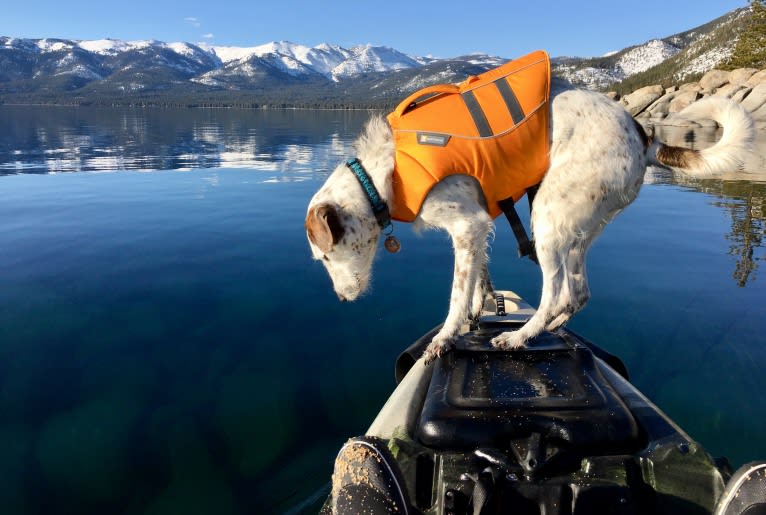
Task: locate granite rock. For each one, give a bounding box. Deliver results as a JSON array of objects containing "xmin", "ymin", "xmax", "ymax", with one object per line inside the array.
[
  {"xmin": 740, "ymin": 82, "xmax": 766, "ymax": 113},
  {"xmin": 729, "ymin": 68, "xmax": 758, "ymax": 85},
  {"xmin": 746, "ymin": 69, "xmax": 766, "ymax": 87},
  {"xmin": 669, "ymin": 90, "xmax": 701, "ymax": 113},
  {"xmin": 699, "ymin": 69, "xmax": 730, "ymax": 91},
  {"xmin": 620, "ymin": 84, "xmax": 664, "ymax": 116}
]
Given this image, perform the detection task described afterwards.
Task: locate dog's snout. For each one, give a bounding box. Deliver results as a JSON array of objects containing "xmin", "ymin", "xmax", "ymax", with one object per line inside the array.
[{"xmin": 337, "ymin": 293, "xmax": 348, "ymax": 302}]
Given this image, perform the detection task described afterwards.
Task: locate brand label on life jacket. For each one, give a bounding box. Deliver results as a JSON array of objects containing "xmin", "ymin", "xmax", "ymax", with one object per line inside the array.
[{"xmin": 417, "ymin": 132, "xmax": 451, "ymax": 147}]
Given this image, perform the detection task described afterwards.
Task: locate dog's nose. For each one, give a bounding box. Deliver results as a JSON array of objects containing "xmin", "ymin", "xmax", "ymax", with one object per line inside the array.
[{"xmin": 337, "ymin": 293, "xmax": 347, "ymax": 302}]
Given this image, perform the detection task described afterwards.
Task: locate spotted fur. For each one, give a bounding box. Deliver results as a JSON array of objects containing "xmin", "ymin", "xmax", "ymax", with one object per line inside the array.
[{"xmin": 306, "ymin": 82, "xmax": 755, "ymax": 363}]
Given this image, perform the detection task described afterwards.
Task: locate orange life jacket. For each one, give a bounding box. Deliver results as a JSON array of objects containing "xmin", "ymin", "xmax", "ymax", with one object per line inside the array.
[{"xmin": 386, "ymin": 50, "xmax": 551, "ymax": 222}]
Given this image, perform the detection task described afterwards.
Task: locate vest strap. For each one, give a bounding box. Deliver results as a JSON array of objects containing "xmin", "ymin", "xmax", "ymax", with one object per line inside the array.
[{"xmin": 498, "ymin": 196, "xmax": 539, "ymax": 265}]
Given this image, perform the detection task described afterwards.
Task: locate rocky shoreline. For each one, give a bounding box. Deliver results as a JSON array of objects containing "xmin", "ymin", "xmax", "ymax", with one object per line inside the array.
[{"xmin": 611, "ymin": 68, "xmax": 766, "ymax": 127}]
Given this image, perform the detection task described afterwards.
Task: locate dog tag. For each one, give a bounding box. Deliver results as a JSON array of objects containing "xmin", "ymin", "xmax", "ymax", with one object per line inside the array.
[{"xmin": 384, "ymin": 235, "xmax": 401, "ymax": 253}]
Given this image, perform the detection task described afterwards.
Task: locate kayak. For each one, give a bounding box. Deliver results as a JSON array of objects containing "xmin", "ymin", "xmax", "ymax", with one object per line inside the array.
[{"xmin": 321, "ymin": 291, "xmax": 766, "ymax": 515}]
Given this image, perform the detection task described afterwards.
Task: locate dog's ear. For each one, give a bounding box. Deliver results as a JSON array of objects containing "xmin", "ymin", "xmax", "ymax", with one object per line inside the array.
[{"xmin": 305, "ymin": 203, "xmax": 345, "ymax": 253}]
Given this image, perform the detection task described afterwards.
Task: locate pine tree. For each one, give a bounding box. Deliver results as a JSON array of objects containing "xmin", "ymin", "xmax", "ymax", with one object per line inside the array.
[{"xmin": 725, "ymin": 0, "xmax": 766, "ymax": 69}]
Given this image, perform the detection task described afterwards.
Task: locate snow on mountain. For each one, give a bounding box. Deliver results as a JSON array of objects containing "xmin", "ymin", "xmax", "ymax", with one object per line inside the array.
[
  {"xmin": 327, "ymin": 44, "xmax": 421, "ymax": 80},
  {"xmin": 76, "ymin": 39, "xmax": 153, "ymax": 55},
  {"xmin": 0, "ymin": 6, "xmax": 748, "ymax": 103},
  {"xmin": 36, "ymin": 39, "xmax": 72, "ymax": 52},
  {"xmin": 616, "ymin": 39, "xmax": 681, "ymax": 75},
  {"xmin": 462, "ymin": 54, "xmax": 507, "ymax": 67},
  {"xmin": 205, "ymin": 41, "xmax": 420, "ymax": 81}
]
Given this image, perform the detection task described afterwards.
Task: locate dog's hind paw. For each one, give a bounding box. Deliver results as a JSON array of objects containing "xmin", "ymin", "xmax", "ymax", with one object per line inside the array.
[
  {"xmin": 422, "ymin": 338, "xmax": 454, "ymax": 365},
  {"xmin": 490, "ymin": 331, "xmax": 527, "ymax": 350}
]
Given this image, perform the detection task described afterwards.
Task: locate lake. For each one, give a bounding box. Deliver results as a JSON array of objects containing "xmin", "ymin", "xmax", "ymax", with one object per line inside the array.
[{"xmin": 0, "ymin": 105, "xmax": 765, "ymax": 514}]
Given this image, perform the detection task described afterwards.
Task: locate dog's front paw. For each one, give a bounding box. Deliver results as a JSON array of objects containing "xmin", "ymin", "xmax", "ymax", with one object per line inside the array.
[
  {"xmin": 422, "ymin": 337, "xmax": 454, "ymax": 365},
  {"xmin": 490, "ymin": 331, "xmax": 527, "ymax": 350}
]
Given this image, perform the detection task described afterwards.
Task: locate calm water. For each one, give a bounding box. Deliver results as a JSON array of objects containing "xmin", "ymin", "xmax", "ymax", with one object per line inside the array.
[{"xmin": 0, "ymin": 105, "xmax": 765, "ymax": 514}]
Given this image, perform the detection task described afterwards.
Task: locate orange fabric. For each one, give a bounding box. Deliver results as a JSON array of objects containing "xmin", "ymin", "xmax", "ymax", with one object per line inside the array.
[{"xmin": 386, "ymin": 50, "xmax": 551, "ymax": 222}]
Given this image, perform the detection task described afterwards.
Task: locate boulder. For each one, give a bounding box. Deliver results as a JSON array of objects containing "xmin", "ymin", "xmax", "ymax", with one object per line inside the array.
[
  {"xmin": 36, "ymin": 390, "xmax": 141, "ymax": 507},
  {"xmin": 216, "ymin": 364, "xmax": 297, "ymax": 478},
  {"xmin": 712, "ymin": 83, "xmax": 750, "ymax": 99},
  {"xmin": 620, "ymin": 84, "xmax": 665, "ymax": 116},
  {"xmin": 746, "ymin": 69, "xmax": 766, "ymax": 87},
  {"xmin": 740, "ymin": 82, "xmax": 766, "ymax": 112},
  {"xmin": 680, "ymin": 82, "xmax": 701, "ymax": 92},
  {"xmin": 0, "ymin": 425, "xmax": 30, "ymax": 514},
  {"xmin": 142, "ymin": 423, "xmax": 237, "ymax": 515},
  {"xmin": 669, "ymin": 90, "xmax": 701, "ymax": 113},
  {"xmin": 732, "ymin": 87, "xmax": 753, "ymax": 103},
  {"xmin": 605, "ymin": 91, "xmax": 619, "ymax": 101},
  {"xmin": 645, "ymin": 90, "xmax": 681, "ymax": 118},
  {"xmin": 729, "ymin": 68, "xmax": 759, "ymax": 85},
  {"xmin": 751, "ymin": 102, "xmax": 766, "ymax": 121},
  {"xmin": 665, "ymin": 85, "xmax": 679, "ymax": 94},
  {"xmin": 646, "ymin": 100, "xmax": 671, "ymax": 118},
  {"xmin": 699, "ymin": 69, "xmax": 731, "ymax": 91}
]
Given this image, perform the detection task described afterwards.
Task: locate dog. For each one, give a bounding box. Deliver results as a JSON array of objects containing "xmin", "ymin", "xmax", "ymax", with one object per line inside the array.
[{"xmin": 306, "ymin": 71, "xmax": 755, "ymax": 364}]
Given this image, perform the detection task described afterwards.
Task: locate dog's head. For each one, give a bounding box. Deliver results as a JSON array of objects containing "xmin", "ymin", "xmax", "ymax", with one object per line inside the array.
[
  {"xmin": 305, "ymin": 166, "xmax": 382, "ymax": 302},
  {"xmin": 306, "ymin": 116, "xmax": 395, "ymax": 302}
]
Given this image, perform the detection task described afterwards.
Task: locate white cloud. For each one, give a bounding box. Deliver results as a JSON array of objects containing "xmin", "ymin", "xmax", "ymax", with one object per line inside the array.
[
  {"xmin": 184, "ymin": 17, "xmax": 201, "ymax": 28},
  {"xmin": 202, "ymin": 33, "xmax": 214, "ymax": 39}
]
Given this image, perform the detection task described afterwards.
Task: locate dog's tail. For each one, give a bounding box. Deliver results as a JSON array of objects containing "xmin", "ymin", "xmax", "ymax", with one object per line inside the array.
[{"xmin": 646, "ymin": 97, "xmax": 755, "ymax": 177}]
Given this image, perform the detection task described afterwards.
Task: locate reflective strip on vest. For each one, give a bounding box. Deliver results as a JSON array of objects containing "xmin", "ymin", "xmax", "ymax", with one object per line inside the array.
[{"xmin": 386, "ymin": 50, "xmax": 551, "ymax": 222}]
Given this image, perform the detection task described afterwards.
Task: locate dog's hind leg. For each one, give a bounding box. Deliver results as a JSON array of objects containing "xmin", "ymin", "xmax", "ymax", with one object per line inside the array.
[
  {"xmin": 545, "ymin": 240, "xmax": 591, "ymax": 331},
  {"xmin": 491, "ymin": 237, "xmax": 567, "ymax": 349},
  {"xmin": 470, "ymin": 262, "xmax": 493, "ymax": 321}
]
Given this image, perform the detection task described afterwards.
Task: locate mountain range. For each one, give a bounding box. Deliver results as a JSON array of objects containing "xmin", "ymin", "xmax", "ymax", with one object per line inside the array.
[{"xmin": 0, "ymin": 6, "xmax": 748, "ymax": 107}]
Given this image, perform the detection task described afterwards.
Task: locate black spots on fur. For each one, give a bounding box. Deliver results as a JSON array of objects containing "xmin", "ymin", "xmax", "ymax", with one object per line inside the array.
[
  {"xmin": 597, "ymin": 185, "xmax": 610, "ymax": 204},
  {"xmin": 454, "ymin": 237, "xmax": 471, "ymax": 251},
  {"xmin": 454, "ymin": 268, "xmax": 468, "ymax": 292},
  {"xmin": 656, "ymin": 145, "xmax": 702, "ymax": 169}
]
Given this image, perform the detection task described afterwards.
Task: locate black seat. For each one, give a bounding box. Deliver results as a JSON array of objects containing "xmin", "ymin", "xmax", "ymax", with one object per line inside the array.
[{"xmin": 417, "ymin": 330, "xmax": 641, "ymax": 458}]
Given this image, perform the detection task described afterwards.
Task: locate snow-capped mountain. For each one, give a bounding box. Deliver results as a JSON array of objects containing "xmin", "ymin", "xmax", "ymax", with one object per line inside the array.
[
  {"xmin": 552, "ymin": 6, "xmax": 747, "ymax": 91},
  {"xmin": 201, "ymin": 41, "xmax": 424, "ymax": 81},
  {"xmin": 0, "ymin": 6, "xmax": 749, "ymax": 105}
]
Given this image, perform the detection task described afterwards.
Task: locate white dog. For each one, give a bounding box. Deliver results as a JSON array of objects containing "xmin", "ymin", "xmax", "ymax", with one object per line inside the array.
[{"xmin": 306, "ymin": 77, "xmax": 754, "ymax": 363}]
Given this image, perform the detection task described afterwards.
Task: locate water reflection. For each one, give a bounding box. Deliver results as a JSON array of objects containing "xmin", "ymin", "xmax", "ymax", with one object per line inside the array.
[
  {"xmin": 2, "ymin": 106, "xmax": 764, "ymax": 286},
  {"xmin": 0, "ymin": 106, "xmax": 370, "ymax": 180},
  {"xmin": 646, "ymin": 125, "xmax": 766, "ymax": 286}
]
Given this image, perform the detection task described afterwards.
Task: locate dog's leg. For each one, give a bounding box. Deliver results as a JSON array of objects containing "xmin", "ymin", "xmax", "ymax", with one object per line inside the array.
[
  {"xmin": 423, "ymin": 221, "xmax": 491, "ymax": 362},
  {"xmin": 545, "ymin": 241, "xmax": 591, "ymax": 331},
  {"xmin": 491, "ymin": 236, "xmax": 566, "ymax": 349},
  {"xmin": 470, "ymin": 263, "xmax": 493, "ymax": 321},
  {"xmin": 418, "ymin": 178, "xmax": 493, "ymax": 363}
]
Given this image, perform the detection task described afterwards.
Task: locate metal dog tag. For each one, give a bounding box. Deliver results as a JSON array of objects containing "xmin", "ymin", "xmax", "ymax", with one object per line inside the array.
[{"xmin": 384, "ymin": 235, "xmax": 401, "ymax": 253}]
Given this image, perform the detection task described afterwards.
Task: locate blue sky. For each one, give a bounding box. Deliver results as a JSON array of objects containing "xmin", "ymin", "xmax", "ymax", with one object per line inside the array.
[{"xmin": 1, "ymin": 0, "xmax": 746, "ymax": 58}]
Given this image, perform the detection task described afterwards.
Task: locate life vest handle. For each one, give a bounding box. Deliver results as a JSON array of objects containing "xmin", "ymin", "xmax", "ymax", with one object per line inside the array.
[{"xmin": 392, "ymin": 84, "xmax": 461, "ymax": 119}]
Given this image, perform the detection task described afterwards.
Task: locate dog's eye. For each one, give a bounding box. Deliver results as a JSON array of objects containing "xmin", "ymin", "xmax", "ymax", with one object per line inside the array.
[{"xmin": 322, "ymin": 255, "xmax": 329, "ymax": 261}]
